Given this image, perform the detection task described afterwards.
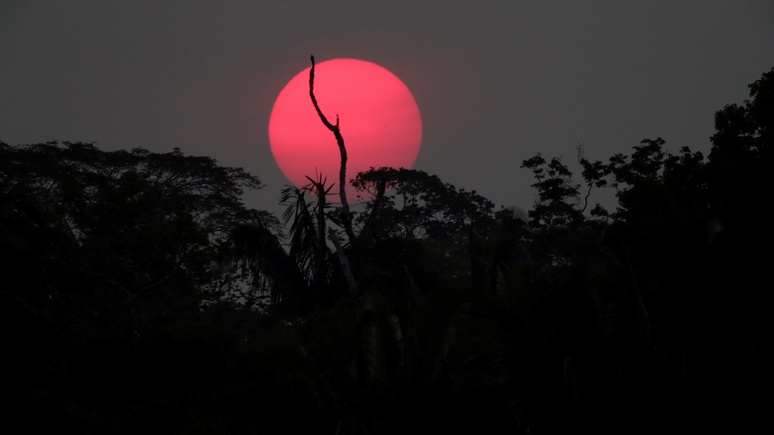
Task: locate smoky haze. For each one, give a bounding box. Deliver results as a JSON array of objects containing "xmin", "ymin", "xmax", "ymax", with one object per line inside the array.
[{"xmin": 1, "ymin": 1, "xmax": 772, "ymax": 214}]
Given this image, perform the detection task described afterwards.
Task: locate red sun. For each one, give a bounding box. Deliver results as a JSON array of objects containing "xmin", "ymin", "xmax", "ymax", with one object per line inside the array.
[{"xmin": 268, "ymin": 58, "xmax": 422, "ymax": 201}]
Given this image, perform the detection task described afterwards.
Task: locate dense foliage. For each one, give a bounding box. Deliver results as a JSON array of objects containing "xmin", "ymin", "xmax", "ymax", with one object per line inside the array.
[{"xmin": 2, "ymin": 68, "xmax": 771, "ymax": 434}]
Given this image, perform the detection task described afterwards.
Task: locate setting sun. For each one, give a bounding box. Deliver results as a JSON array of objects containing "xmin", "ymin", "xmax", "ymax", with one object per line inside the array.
[{"xmin": 268, "ymin": 58, "xmax": 422, "ymax": 200}]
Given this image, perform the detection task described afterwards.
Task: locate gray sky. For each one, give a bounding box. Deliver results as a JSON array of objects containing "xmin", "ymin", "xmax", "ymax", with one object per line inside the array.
[{"xmin": 2, "ymin": 0, "xmax": 772, "ymax": 217}]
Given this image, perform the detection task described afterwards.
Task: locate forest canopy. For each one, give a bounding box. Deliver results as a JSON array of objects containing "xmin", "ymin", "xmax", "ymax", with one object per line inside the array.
[{"xmin": 1, "ymin": 68, "xmax": 771, "ymax": 434}]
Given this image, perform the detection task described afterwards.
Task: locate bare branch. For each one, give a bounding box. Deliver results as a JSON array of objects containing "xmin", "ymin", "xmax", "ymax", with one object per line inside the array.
[{"xmin": 309, "ymin": 55, "xmax": 356, "ymax": 244}]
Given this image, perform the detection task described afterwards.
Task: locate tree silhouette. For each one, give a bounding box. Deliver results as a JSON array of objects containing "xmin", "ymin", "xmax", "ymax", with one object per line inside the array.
[
  {"xmin": 2, "ymin": 66, "xmax": 772, "ymax": 435},
  {"xmin": 352, "ymin": 167, "xmax": 495, "ymax": 241},
  {"xmin": 0, "ymin": 142, "xmax": 270, "ymax": 319}
]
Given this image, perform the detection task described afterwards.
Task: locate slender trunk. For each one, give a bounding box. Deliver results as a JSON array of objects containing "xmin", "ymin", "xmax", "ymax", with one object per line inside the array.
[
  {"xmin": 328, "ymin": 228, "xmax": 357, "ymax": 295},
  {"xmin": 359, "ymin": 177, "xmax": 387, "ymax": 242},
  {"xmin": 309, "ymin": 55, "xmax": 356, "ymax": 244},
  {"xmin": 314, "ymin": 181, "xmax": 326, "ymax": 303}
]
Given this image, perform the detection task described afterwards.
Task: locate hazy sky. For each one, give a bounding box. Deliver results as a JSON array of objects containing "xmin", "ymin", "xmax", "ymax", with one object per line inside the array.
[{"xmin": 2, "ymin": 1, "xmax": 772, "ymax": 216}]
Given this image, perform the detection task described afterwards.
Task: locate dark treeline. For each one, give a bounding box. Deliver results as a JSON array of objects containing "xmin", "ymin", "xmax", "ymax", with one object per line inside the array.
[{"xmin": 2, "ymin": 68, "xmax": 771, "ymax": 434}]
